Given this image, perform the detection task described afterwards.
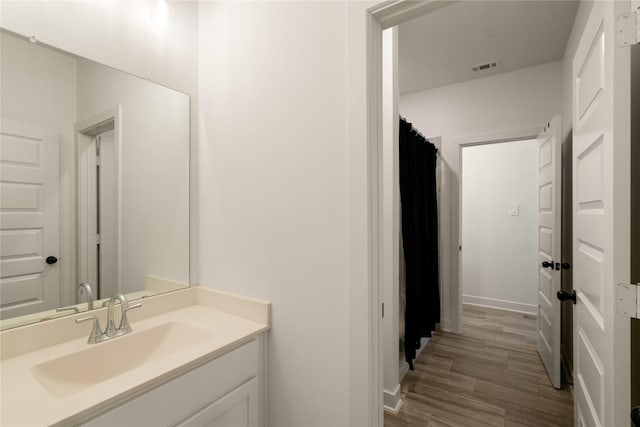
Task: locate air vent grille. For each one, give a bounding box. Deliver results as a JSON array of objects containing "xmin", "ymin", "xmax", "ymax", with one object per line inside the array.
[{"xmin": 471, "ymin": 61, "xmax": 498, "ymax": 72}]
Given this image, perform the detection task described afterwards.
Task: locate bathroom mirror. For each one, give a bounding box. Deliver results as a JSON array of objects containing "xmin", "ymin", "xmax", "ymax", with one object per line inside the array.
[{"xmin": 0, "ymin": 30, "xmax": 190, "ymax": 330}]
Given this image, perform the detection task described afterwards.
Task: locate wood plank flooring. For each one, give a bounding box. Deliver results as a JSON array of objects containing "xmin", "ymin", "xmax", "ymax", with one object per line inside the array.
[{"xmin": 385, "ymin": 305, "xmax": 573, "ymax": 427}]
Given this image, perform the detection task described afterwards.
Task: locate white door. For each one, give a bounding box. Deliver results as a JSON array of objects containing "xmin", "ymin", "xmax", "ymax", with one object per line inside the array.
[
  {"xmin": 536, "ymin": 115, "xmax": 562, "ymax": 390},
  {"xmin": 572, "ymin": 1, "xmax": 631, "ymax": 426},
  {"xmin": 0, "ymin": 118, "xmax": 59, "ymax": 318}
]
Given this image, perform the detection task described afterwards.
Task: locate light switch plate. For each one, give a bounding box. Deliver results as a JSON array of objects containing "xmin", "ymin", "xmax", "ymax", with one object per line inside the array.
[{"xmin": 509, "ymin": 204, "xmax": 519, "ymax": 216}]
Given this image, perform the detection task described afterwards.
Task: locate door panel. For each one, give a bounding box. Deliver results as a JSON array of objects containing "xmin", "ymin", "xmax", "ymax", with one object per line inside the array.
[
  {"xmin": 537, "ymin": 115, "xmax": 562, "ymax": 389},
  {"xmin": 572, "ymin": 1, "xmax": 631, "ymax": 425},
  {"xmin": 0, "ymin": 118, "xmax": 59, "ymax": 319}
]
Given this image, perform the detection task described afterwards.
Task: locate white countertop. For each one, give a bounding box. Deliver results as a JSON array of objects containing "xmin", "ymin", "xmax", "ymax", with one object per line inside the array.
[{"xmin": 0, "ymin": 287, "xmax": 271, "ymax": 426}]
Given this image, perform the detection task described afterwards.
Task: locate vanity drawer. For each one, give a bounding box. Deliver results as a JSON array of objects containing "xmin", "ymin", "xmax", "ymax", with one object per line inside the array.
[{"xmin": 82, "ymin": 339, "xmax": 261, "ymax": 427}]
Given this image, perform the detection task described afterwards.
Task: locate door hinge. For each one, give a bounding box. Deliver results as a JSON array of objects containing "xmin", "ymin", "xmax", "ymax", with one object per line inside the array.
[
  {"xmin": 93, "ymin": 234, "xmax": 102, "ymax": 245},
  {"xmin": 95, "ymin": 155, "xmax": 101, "ymax": 166},
  {"xmin": 616, "ymin": 1, "xmax": 640, "ymax": 47},
  {"xmin": 382, "ymin": 302, "xmax": 385, "ymax": 318},
  {"xmin": 616, "ymin": 283, "xmax": 640, "ymax": 319}
]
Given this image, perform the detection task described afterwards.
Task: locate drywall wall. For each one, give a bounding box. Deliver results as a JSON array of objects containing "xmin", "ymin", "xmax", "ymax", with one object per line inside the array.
[
  {"xmin": 0, "ymin": 33, "xmax": 76, "ymax": 129},
  {"xmin": 461, "ymin": 140, "xmax": 538, "ymax": 313},
  {"xmin": 198, "ymin": 2, "xmax": 352, "ymax": 426},
  {"xmin": 400, "ymin": 60, "xmax": 562, "ymax": 165},
  {"xmin": 0, "ymin": 32, "xmax": 77, "ymax": 306},
  {"xmin": 75, "ymin": 58, "xmax": 190, "ymax": 294}
]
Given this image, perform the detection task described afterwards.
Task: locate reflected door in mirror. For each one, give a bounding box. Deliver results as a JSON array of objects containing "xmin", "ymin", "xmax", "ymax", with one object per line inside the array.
[{"xmin": 0, "ymin": 118, "xmax": 59, "ymax": 319}]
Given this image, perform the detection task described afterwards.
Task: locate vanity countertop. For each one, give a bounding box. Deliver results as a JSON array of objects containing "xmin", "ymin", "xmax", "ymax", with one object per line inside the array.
[{"xmin": 0, "ymin": 287, "xmax": 271, "ymax": 426}]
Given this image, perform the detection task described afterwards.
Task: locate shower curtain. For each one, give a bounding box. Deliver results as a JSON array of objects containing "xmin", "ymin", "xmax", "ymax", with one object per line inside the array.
[{"xmin": 399, "ymin": 117, "xmax": 440, "ymax": 370}]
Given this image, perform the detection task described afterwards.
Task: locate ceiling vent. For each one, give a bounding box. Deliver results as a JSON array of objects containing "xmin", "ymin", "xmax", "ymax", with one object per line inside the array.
[{"xmin": 471, "ymin": 61, "xmax": 498, "ymax": 73}]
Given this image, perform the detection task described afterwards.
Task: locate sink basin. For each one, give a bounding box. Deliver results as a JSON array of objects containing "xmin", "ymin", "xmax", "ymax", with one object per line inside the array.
[{"xmin": 30, "ymin": 321, "xmax": 210, "ymax": 397}]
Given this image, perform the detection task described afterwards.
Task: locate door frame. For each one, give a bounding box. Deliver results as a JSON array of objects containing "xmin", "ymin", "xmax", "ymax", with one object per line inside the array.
[
  {"xmin": 74, "ymin": 105, "xmax": 122, "ymax": 300},
  {"xmin": 359, "ymin": 1, "xmax": 630, "ymax": 425},
  {"xmin": 456, "ymin": 128, "xmax": 541, "ymax": 324}
]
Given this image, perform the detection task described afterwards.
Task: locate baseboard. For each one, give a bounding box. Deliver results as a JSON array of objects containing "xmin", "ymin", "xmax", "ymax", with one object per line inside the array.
[
  {"xmin": 383, "ymin": 384, "xmax": 403, "ymax": 414},
  {"xmin": 462, "ymin": 295, "xmax": 537, "ymax": 315}
]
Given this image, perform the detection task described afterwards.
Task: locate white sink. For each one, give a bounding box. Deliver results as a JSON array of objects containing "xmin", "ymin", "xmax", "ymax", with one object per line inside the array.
[{"xmin": 30, "ymin": 321, "xmax": 210, "ymax": 397}]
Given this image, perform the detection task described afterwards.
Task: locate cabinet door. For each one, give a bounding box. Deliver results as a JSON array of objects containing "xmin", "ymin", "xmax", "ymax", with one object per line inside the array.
[
  {"xmin": 82, "ymin": 339, "xmax": 260, "ymax": 426},
  {"xmin": 177, "ymin": 378, "xmax": 258, "ymax": 427}
]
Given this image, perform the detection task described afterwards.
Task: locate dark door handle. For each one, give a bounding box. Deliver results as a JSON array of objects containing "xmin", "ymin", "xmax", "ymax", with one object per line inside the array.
[
  {"xmin": 557, "ymin": 290, "xmax": 576, "ymax": 304},
  {"xmin": 562, "ymin": 262, "xmax": 571, "ymax": 270},
  {"xmin": 542, "ymin": 261, "xmax": 554, "ymax": 269},
  {"xmin": 46, "ymin": 256, "xmax": 58, "ymax": 265}
]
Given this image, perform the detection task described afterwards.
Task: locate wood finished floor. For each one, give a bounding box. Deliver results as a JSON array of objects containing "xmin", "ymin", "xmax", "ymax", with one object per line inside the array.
[{"xmin": 385, "ymin": 305, "xmax": 573, "ymax": 427}]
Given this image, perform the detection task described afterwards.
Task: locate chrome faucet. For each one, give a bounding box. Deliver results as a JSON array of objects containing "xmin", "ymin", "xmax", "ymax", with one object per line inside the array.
[
  {"xmin": 77, "ymin": 283, "xmax": 94, "ymax": 310},
  {"xmin": 76, "ymin": 293, "xmax": 142, "ymax": 344}
]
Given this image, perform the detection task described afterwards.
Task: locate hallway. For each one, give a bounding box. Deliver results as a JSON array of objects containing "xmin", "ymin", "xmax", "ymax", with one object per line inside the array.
[{"xmin": 385, "ymin": 305, "xmax": 573, "ymax": 427}]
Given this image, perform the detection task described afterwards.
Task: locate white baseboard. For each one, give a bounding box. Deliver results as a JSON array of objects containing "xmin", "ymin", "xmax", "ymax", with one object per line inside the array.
[
  {"xmin": 383, "ymin": 384, "xmax": 403, "ymax": 414},
  {"xmin": 463, "ymin": 295, "xmax": 537, "ymax": 315}
]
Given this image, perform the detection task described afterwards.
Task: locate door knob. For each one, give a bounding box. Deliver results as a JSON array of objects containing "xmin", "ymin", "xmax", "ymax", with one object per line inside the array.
[
  {"xmin": 46, "ymin": 256, "xmax": 58, "ymax": 265},
  {"xmin": 562, "ymin": 262, "xmax": 571, "ymax": 270},
  {"xmin": 541, "ymin": 261, "xmax": 554, "ymax": 269},
  {"xmin": 556, "ymin": 290, "xmax": 576, "ymax": 304}
]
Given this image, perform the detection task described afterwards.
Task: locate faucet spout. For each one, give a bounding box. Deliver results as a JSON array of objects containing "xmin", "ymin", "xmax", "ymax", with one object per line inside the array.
[
  {"xmin": 77, "ymin": 283, "xmax": 94, "ymax": 310},
  {"xmin": 105, "ymin": 293, "xmax": 139, "ymax": 337}
]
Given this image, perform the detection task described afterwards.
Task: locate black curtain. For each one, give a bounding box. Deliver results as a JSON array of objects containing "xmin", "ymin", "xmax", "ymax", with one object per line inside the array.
[{"xmin": 399, "ymin": 117, "xmax": 440, "ymax": 370}]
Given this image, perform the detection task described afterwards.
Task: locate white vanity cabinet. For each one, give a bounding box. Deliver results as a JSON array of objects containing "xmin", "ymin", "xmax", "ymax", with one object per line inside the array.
[{"xmin": 82, "ymin": 337, "xmax": 265, "ymax": 427}]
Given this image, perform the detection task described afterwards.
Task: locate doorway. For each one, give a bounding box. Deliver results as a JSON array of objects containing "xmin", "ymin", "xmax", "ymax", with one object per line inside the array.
[
  {"xmin": 368, "ymin": 1, "xmax": 632, "ymax": 425},
  {"xmin": 460, "ymin": 139, "xmax": 538, "ymax": 315},
  {"xmin": 75, "ymin": 107, "xmax": 121, "ymax": 302}
]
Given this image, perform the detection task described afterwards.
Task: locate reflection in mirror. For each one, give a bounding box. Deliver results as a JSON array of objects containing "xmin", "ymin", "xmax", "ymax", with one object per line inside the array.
[{"xmin": 0, "ymin": 31, "xmax": 190, "ymax": 330}]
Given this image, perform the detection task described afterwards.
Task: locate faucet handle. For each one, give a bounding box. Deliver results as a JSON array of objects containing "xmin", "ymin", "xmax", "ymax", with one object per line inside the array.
[
  {"xmin": 118, "ymin": 303, "xmax": 142, "ymax": 334},
  {"xmin": 76, "ymin": 316, "xmax": 107, "ymax": 344}
]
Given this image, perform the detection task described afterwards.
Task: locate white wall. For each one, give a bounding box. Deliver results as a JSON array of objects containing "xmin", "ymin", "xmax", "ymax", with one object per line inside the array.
[
  {"xmin": 400, "ymin": 60, "xmax": 563, "ymax": 328},
  {"xmin": 198, "ymin": 2, "xmax": 352, "ymax": 426},
  {"xmin": 461, "ymin": 140, "xmax": 538, "ymax": 313},
  {"xmin": 76, "ymin": 59, "xmax": 190, "ymax": 293},
  {"xmin": 401, "ymin": 60, "xmax": 562, "ymax": 169},
  {"xmin": 0, "ymin": 32, "xmax": 77, "ymax": 306}
]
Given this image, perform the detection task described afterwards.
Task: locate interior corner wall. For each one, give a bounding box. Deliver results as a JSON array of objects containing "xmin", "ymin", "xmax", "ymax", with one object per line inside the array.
[
  {"xmin": 399, "ymin": 60, "xmax": 563, "ymax": 325},
  {"xmin": 461, "ymin": 140, "xmax": 538, "ymax": 313},
  {"xmin": 197, "ymin": 2, "xmax": 352, "ymax": 426}
]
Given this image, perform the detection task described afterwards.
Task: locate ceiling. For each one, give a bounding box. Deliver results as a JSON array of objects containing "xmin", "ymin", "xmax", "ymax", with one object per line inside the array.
[{"xmin": 398, "ymin": 1, "xmax": 579, "ymax": 95}]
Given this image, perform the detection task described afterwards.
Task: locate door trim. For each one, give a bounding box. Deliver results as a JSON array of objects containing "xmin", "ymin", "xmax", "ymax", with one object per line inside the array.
[{"xmin": 74, "ymin": 106, "xmax": 122, "ymax": 300}]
